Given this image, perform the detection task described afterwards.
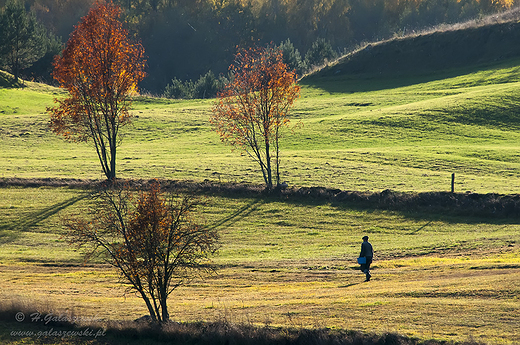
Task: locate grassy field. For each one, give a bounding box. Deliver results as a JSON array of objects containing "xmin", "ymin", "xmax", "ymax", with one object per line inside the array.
[
  {"xmin": 1, "ymin": 53, "xmax": 520, "ymax": 344},
  {"xmin": 0, "ymin": 186, "xmax": 519, "ymax": 344},
  {"xmin": 3, "ymin": 58, "xmax": 520, "ymax": 192}
]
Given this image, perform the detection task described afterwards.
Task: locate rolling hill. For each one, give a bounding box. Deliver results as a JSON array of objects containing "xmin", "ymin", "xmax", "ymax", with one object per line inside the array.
[
  {"xmin": 1, "ymin": 12, "xmax": 520, "ymax": 345},
  {"xmin": 310, "ymin": 7, "xmax": 520, "ymax": 81},
  {"xmin": 3, "ymin": 10, "xmax": 520, "ymax": 194}
]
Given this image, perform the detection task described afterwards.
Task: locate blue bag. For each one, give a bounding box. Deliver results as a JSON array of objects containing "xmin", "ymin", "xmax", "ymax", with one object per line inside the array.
[{"xmin": 357, "ymin": 257, "xmax": 366, "ymax": 264}]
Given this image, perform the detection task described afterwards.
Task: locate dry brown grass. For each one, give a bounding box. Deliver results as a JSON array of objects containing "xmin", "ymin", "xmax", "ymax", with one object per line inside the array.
[
  {"xmin": 1, "ymin": 183, "xmax": 519, "ymax": 344},
  {"xmin": 1, "ymin": 252, "xmax": 518, "ymax": 344}
]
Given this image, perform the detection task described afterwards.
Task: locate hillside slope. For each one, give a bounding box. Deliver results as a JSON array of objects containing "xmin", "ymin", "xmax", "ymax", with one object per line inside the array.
[{"xmin": 308, "ymin": 8, "xmax": 520, "ymax": 82}]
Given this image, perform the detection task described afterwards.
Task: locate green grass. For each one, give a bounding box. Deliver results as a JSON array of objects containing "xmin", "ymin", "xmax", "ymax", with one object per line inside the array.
[
  {"xmin": 3, "ymin": 59, "xmax": 520, "ymax": 192},
  {"xmin": 0, "ymin": 70, "xmax": 63, "ymax": 116}
]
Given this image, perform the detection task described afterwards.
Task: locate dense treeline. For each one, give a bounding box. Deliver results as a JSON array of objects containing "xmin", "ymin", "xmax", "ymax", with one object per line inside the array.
[{"xmin": 0, "ymin": 0, "xmax": 517, "ymax": 92}]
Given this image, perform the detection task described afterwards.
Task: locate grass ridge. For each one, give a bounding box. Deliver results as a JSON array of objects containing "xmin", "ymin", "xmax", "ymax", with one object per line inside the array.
[{"xmin": 2, "ymin": 178, "xmax": 520, "ymax": 219}]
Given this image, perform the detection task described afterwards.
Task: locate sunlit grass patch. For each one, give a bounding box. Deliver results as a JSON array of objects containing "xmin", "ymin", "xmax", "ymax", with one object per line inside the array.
[
  {"xmin": 379, "ymin": 250, "xmax": 520, "ymax": 269},
  {"xmin": 0, "ymin": 87, "xmax": 59, "ymax": 116}
]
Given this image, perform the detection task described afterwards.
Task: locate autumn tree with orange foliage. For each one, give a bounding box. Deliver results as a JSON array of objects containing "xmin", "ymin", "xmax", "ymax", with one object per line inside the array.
[
  {"xmin": 211, "ymin": 46, "xmax": 300, "ymax": 190},
  {"xmin": 48, "ymin": 0, "xmax": 146, "ymax": 181},
  {"xmin": 64, "ymin": 180, "xmax": 219, "ymax": 322}
]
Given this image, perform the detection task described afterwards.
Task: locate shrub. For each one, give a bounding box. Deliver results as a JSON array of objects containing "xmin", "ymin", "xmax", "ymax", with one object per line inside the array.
[
  {"xmin": 163, "ymin": 71, "xmax": 228, "ymax": 99},
  {"xmin": 278, "ymin": 38, "xmax": 306, "ymax": 76},
  {"xmin": 163, "ymin": 77, "xmax": 193, "ymax": 99},
  {"xmin": 192, "ymin": 71, "xmax": 228, "ymax": 99},
  {"xmin": 304, "ymin": 38, "xmax": 338, "ymax": 69}
]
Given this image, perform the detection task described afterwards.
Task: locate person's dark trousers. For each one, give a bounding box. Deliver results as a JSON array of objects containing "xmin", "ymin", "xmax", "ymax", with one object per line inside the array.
[{"xmin": 362, "ymin": 257, "xmax": 372, "ymax": 281}]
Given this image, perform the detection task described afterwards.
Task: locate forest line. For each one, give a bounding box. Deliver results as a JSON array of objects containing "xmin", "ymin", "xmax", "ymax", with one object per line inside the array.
[{"xmin": 0, "ymin": 0, "xmax": 517, "ymax": 92}]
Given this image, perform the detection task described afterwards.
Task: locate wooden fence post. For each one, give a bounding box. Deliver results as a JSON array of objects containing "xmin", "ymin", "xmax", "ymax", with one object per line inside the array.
[{"xmin": 451, "ymin": 173, "xmax": 455, "ymax": 193}]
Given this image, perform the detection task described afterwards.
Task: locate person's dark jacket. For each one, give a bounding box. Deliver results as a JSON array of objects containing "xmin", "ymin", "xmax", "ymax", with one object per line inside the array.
[{"xmin": 360, "ymin": 241, "xmax": 373, "ymax": 258}]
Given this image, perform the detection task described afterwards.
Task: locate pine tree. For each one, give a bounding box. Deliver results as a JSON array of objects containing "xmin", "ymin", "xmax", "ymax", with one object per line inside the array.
[{"xmin": 0, "ymin": 0, "xmax": 50, "ymax": 82}]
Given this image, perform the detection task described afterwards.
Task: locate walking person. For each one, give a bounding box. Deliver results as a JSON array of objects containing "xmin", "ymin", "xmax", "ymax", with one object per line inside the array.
[{"xmin": 359, "ymin": 235, "xmax": 373, "ymax": 281}]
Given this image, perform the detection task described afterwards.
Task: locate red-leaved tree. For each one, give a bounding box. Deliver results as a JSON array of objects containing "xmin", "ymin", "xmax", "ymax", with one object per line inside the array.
[
  {"xmin": 211, "ymin": 46, "xmax": 300, "ymax": 190},
  {"xmin": 48, "ymin": 0, "xmax": 146, "ymax": 181}
]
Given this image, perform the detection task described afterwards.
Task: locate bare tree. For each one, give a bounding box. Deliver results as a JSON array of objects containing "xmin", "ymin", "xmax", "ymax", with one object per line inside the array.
[{"xmin": 64, "ymin": 181, "xmax": 219, "ymax": 322}]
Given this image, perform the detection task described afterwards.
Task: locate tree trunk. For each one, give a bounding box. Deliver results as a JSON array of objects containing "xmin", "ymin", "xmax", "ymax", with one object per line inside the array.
[
  {"xmin": 275, "ymin": 125, "xmax": 280, "ymax": 186},
  {"xmin": 109, "ymin": 143, "xmax": 116, "ymax": 180},
  {"xmin": 12, "ymin": 53, "xmax": 20, "ymax": 83},
  {"xmin": 12, "ymin": 69, "xmax": 19, "ymax": 83},
  {"xmin": 160, "ymin": 295, "xmax": 169, "ymax": 322},
  {"xmin": 140, "ymin": 291, "xmax": 159, "ymax": 322},
  {"xmin": 265, "ymin": 141, "xmax": 272, "ymax": 189},
  {"xmin": 105, "ymin": 132, "xmax": 117, "ymax": 180}
]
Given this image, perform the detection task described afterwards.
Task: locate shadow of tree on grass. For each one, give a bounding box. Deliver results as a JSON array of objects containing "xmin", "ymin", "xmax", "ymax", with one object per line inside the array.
[
  {"xmin": 0, "ymin": 70, "xmax": 23, "ymax": 88},
  {"xmin": 0, "ymin": 193, "xmax": 90, "ymax": 244},
  {"xmin": 205, "ymin": 199, "xmax": 263, "ymax": 232}
]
